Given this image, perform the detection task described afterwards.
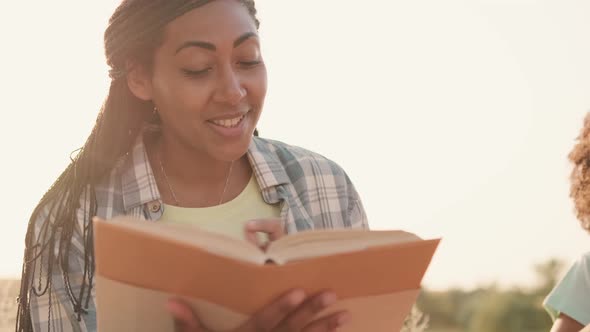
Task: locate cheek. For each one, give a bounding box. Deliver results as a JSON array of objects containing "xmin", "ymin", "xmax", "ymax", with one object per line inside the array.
[
  {"xmin": 247, "ymin": 68, "xmax": 268, "ymax": 106},
  {"xmin": 153, "ymin": 75, "xmax": 209, "ymax": 113},
  {"xmin": 151, "ymin": 68, "xmax": 179, "ymax": 106},
  {"xmin": 176, "ymin": 82, "xmax": 210, "ymax": 110}
]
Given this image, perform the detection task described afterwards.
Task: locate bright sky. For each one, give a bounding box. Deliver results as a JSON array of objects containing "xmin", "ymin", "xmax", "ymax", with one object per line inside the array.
[{"xmin": 1, "ymin": 0, "xmax": 590, "ymax": 291}]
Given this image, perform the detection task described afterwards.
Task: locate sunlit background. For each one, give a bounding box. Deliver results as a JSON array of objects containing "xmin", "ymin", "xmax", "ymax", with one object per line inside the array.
[{"xmin": 1, "ymin": 0, "xmax": 589, "ymax": 297}]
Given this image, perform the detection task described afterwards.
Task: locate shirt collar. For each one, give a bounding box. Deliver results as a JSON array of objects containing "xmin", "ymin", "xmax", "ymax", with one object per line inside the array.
[
  {"xmin": 247, "ymin": 137, "xmax": 290, "ymax": 189},
  {"xmin": 119, "ymin": 135, "xmax": 290, "ymax": 212},
  {"xmin": 120, "ymin": 133, "xmax": 160, "ymax": 212}
]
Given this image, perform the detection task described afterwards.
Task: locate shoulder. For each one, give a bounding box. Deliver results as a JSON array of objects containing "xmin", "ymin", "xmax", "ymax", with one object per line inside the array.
[
  {"xmin": 544, "ymin": 252, "xmax": 590, "ymax": 325},
  {"xmin": 250, "ymin": 137, "xmax": 369, "ymax": 229},
  {"xmin": 563, "ymin": 251, "xmax": 590, "ymax": 281},
  {"xmin": 251, "ymin": 137, "xmax": 349, "ymax": 180},
  {"xmin": 570, "ymin": 251, "xmax": 590, "ymax": 285},
  {"xmin": 93, "ymin": 136, "xmax": 151, "ymax": 218},
  {"xmin": 579, "ymin": 251, "xmax": 590, "ymax": 266},
  {"xmin": 556, "ymin": 251, "xmax": 590, "ymax": 287}
]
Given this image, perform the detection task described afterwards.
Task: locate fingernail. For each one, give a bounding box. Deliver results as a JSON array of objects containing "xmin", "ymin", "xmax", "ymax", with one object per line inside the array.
[
  {"xmin": 290, "ymin": 290, "xmax": 306, "ymax": 305},
  {"xmin": 321, "ymin": 293, "xmax": 337, "ymax": 306}
]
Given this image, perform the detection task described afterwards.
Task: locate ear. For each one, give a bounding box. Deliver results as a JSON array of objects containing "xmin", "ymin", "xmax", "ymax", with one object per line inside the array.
[{"xmin": 126, "ymin": 62, "xmax": 153, "ymax": 101}]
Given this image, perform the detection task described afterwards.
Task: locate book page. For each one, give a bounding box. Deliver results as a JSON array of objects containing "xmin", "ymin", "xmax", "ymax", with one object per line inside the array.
[
  {"xmin": 266, "ymin": 229, "xmax": 422, "ymax": 264},
  {"xmin": 95, "ymin": 218, "xmax": 440, "ymax": 317},
  {"xmin": 102, "ymin": 216, "xmax": 268, "ymax": 265}
]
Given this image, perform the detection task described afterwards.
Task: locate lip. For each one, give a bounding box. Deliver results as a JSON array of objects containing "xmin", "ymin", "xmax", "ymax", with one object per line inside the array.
[
  {"xmin": 208, "ymin": 111, "xmax": 249, "ymax": 121},
  {"xmin": 206, "ymin": 110, "xmax": 250, "ymax": 139}
]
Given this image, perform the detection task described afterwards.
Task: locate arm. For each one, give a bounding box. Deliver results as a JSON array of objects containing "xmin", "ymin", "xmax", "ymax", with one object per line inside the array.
[
  {"xmin": 345, "ymin": 174, "xmax": 370, "ymax": 230},
  {"xmin": 25, "ymin": 201, "xmax": 92, "ymax": 332},
  {"xmin": 550, "ymin": 313, "xmax": 584, "ymax": 332}
]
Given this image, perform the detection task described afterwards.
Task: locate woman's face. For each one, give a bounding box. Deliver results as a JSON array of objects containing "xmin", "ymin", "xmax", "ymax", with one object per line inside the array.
[{"xmin": 134, "ymin": 0, "xmax": 267, "ymax": 161}]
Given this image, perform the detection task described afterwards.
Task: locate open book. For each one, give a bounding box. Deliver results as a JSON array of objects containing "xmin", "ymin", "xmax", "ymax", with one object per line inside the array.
[{"xmin": 93, "ymin": 216, "xmax": 440, "ymax": 332}]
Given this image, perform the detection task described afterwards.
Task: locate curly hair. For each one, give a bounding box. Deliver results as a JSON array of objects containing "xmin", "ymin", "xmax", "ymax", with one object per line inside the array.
[{"xmin": 568, "ymin": 112, "xmax": 590, "ymax": 234}]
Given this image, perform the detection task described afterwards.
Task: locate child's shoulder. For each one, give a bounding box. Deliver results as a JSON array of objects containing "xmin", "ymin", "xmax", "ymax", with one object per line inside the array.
[{"xmin": 577, "ymin": 251, "xmax": 590, "ymax": 267}]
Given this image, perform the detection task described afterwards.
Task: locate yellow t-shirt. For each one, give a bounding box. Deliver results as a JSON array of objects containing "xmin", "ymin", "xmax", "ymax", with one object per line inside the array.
[{"xmin": 158, "ymin": 176, "xmax": 281, "ymax": 241}]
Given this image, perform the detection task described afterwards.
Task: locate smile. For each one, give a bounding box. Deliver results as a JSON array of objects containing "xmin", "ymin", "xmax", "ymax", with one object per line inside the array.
[{"xmin": 209, "ymin": 113, "xmax": 247, "ymax": 128}]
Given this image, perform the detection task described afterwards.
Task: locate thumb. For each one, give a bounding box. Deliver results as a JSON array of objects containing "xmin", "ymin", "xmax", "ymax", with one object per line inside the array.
[{"xmin": 166, "ymin": 299, "xmax": 203, "ymax": 332}]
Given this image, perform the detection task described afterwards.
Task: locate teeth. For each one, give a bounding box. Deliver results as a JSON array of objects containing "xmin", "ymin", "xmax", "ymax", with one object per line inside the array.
[{"xmin": 212, "ymin": 115, "xmax": 245, "ymax": 128}]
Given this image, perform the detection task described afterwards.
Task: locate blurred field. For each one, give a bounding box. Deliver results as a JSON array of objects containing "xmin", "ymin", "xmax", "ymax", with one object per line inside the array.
[
  {"xmin": 0, "ymin": 279, "xmax": 19, "ymax": 332},
  {"xmin": 0, "ymin": 273, "xmax": 557, "ymax": 332}
]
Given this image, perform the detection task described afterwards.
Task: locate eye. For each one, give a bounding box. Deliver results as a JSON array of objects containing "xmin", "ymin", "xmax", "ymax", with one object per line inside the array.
[
  {"xmin": 238, "ymin": 60, "xmax": 262, "ymax": 68},
  {"xmin": 182, "ymin": 68, "xmax": 211, "ymax": 78}
]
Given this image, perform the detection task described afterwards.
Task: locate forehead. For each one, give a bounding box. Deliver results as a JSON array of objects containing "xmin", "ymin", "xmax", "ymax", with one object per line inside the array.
[{"xmin": 162, "ymin": 0, "xmax": 257, "ymax": 49}]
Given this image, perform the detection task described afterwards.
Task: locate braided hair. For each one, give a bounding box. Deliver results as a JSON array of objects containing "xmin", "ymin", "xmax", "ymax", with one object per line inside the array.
[
  {"xmin": 16, "ymin": 1, "xmax": 260, "ymax": 330},
  {"xmin": 568, "ymin": 112, "xmax": 590, "ymax": 234}
]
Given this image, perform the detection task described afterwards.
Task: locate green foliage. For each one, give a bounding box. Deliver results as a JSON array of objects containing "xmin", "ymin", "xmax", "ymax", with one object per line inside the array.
[
  {"xmin": 468, "ymin": 290, "xmax": 551, "ymax": 332},
  {"xmin": 417, "ymin": 258, "xmax": 565, "ymax": 332}
]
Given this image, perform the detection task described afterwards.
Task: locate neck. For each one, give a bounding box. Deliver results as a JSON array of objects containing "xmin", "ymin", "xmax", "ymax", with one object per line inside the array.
[
  {"xmin": 147, "ymin": 133, "xmax": 252, "ymax": 207},
  {"xmin": 159, "ymin": 138, "xmax": 233, "ymax": 186}
]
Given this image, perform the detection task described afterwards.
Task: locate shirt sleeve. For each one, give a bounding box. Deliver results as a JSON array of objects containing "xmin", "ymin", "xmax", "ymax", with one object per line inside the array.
[
  {"xmin": 543, "ymin": 252, "xmax": 590, "ymax": 325},
  {"xmin": 27, "ymin": 197, "xmax": 94, "ymax": 332},
  {"xmin": 345, "ymin": 174, "xmax": 370, "ymax": 230}
]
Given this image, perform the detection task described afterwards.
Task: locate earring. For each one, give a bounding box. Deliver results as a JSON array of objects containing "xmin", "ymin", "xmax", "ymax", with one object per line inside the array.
[{"xmin": 149, "ymin": 105, "xmax": 162, "ymax": 125}]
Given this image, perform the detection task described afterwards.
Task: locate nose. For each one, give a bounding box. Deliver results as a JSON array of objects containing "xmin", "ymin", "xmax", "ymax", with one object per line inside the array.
[{"xmin": 213, "ymin": 66, "xmax": 246, "ymax": 106}]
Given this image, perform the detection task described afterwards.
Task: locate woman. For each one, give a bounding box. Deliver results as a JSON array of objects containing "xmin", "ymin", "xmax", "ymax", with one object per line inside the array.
[
  {"xmin": 16, "ymin": 1, "xmax": 368, "ymax": 331},
  {"xmin": 545, "ymin": 113, "xmax": 590, "ymax": 332}
]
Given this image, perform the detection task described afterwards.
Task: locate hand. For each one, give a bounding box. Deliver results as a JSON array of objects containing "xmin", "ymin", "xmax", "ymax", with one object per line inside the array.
[
  {"xmin": 168, "ymin": 289, "xmax": 350, "ymax": 332},
  {"xmin": 244, "ymin": 218, "xmax": 285, "ymax": 250}
]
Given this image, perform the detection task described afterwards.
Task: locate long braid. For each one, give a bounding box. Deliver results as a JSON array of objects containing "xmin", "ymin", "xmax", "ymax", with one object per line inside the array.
[{"xmin": 16, "ymin": 1, "xmax": 260, "ymax": 331}]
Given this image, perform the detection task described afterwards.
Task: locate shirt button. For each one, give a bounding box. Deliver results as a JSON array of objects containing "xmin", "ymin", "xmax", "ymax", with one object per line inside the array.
[{"xmin": 148, "ymin": 201, "xmax": 161, "ymax": 213}]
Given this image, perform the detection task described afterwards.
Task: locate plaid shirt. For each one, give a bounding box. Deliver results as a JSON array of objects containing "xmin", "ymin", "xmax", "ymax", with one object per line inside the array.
[{"xmin": 28, "ymin": 136, "xmax": 369, "ymax": 332}]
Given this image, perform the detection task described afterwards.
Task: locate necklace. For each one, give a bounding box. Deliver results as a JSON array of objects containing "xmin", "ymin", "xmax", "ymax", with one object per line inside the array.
[{"xmin": 158, "ymin": 149, "xmax": 234, "ymax": 206}]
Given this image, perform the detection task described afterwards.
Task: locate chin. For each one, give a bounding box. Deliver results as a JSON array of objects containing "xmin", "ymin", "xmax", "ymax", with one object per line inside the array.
[{"xmin": 212, "ymin": 138, "xmax": 252, "ymax": 162}]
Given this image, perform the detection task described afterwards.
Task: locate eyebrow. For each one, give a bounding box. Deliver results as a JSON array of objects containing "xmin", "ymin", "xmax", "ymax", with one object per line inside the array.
[{"xmin": 175, "ymin": 32, "xmax": 258, "ymax": 54}]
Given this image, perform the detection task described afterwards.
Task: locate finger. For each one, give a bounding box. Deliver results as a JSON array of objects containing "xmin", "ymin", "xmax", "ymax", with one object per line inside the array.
[
  {"xmin": 166, "ymin": 299, "xmax": 202, "ymax": 332},
  {"xmin": 302, "ymin": 311, "xmax": 351, "ymax": 332},
  {"xmin": 246, "ymin": 219, "xmax": 285, "ymax": 241},
  {"xmin": 244, "ymin": 227, "xmax": 263, "ymax": 248},
  {"xmin": 245, "ymin": 219, "xmax": 284, "ymax": 250},
  {"xmin": 244, "ymin": 289, "xmax": 307, "ymax": 332},
  {"xmin": 279, "ymin": 292, "xmax": 338, "ymax": 332}
]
